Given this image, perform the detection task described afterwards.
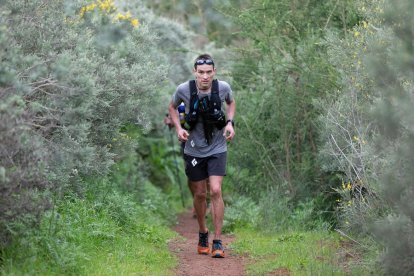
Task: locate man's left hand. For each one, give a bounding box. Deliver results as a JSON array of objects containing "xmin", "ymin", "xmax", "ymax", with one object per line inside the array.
[{"xmin": 223, "ymin": 124, "xmax": 235, "ymax": 141}]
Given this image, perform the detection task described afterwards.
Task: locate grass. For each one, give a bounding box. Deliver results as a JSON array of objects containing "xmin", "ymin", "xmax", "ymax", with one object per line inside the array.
[
  {"xmin": 1, "ymin": 193, "xmax": 178, "ymax": 276},
  {"xmin": 231, "ymin": 228, "xmax": 373, "ymax": 276},
  {"xmin": 83, "ymin": 232, "xmax": 176, "ymax": 275}
]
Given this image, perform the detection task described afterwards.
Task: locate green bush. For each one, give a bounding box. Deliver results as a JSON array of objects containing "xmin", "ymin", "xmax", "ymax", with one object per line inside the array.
[
  {"xmin": 0, "ymin": 0, "xmax": 198, "ymax": 247},
  {"xmin": 1, "ymin": 188, "xmax": 176, "ymax": 275},
  {"xmin": 0, "ymin": 26, "xmax": 51, "ymax": 247},
  {"xmin": 318, "ymin": 0, "xmax": 390, "ymax": 236},
  {"xmin": 368, "ymin": 0, "xmax": 414, "ymax": 273},
  {"xmin": 223, "ymin": 195, "xmax": 261, "ymax": 232},
  {"xmin": 225, "ymin": 0, "xmax": 359, "ymax": 206},
  {"xmin": 258, "ymin": 192, "xmax": 330, "ymax": 232},
  {"xmin": 319, "ymin": 0, "xmax": 414, "ymax": 273}
]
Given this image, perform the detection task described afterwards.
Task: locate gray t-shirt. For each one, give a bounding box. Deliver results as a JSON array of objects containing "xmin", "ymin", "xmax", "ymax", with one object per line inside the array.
[{"xmin": 171, "ymin": 80, "xmax": 234, "ymax": 158}]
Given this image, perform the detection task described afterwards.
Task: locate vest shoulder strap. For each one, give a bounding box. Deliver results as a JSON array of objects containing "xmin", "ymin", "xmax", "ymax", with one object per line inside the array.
[
  {"xmin": 184, "ymin": 80, "xmax": 199, "ymax": 130},
  {"xmin": 211, "ymin": 79, "xmax": 219, "ymax": 95},
  {"xmin": 210, "ymin": 79, "xmax": 221, "ymax": 110},
  {"xmin": 188, "ymin": 80, "xmax": 199, "ymax": 112},
  {"xmin": 189, "ymin": 80, "xmax": 198, "ymax": 96}
]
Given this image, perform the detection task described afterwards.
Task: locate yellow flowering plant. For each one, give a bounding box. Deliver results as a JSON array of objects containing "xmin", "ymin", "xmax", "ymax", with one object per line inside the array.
[{"xmin": 79, "ymin": 0, "xmax": 139, "ymax": 28}]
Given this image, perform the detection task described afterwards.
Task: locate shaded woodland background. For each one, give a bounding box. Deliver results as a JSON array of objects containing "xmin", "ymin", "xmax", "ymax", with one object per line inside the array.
[{"xmin": 1, "ymin": 0, "xmax": 414, "ymax": 274}]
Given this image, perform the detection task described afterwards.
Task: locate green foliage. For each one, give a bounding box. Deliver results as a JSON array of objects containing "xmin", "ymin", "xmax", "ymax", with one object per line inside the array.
[
  {"xmin": 1, "ymin": 0, "xmax": 163, "ymax": 195},
  {"xmin": 319, "ymin": 0, "xmax": 414, "ymax": 273},
  {"xmin": 210, "ymin": 1, "xmax": 372, "ymax": 240},
  {"xmin": 142, "ymin": 0, "xmax": 248, "ymax": 46},
  {"xmin": 0, "ymin": 0, "xmax": 197, "ymax": 247},
  {"xmin": 367, "ymin": 0, "xmax": 414, "ymax": 273},
  {"xmin": 259, "ymin": 192, "xmax": 330, "ymax": 232},
  {"xmin": 225, "ymin": 0, "xmax": 359, "ymax": 207},
  {"xmin": 318, "ymin": 0, "xmax": 400, "ymax": 238},
  {"xmin": 1, "ymin": 190, "xmax": 176, "ymax": 275},
  {"xmin": 0, "ymin": 28, "xmax": 51, "ymax": 246},
  {"xmin": 134, "ymin": 128, "xmax": 193, "ymax": 210},
  {"xmin": 5, "ymin": 0, "xmax": 414, "ymax": 274},
  {"xmin": 318, "ymin": 0, "xmax": 390, "ymax": 236},
  {"xmin": 222, "ymin": 195, "xmax": 261, "ymax": 232},
  {"xmin": 232, "ymin": 229, "xmax": 373, "ymax": 275},
  {"xmin": 222, "ymin": 193, "xmax": 329, "ymax": 234}
]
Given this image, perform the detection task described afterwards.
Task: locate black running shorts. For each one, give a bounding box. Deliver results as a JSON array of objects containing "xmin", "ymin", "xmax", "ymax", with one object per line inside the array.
[{"xmin": 184, "ymin": 152, "xmax": 227, "ymax": 181}]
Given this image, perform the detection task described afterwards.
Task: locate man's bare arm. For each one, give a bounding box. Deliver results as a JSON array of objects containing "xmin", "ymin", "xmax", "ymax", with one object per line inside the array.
[
  {"xmin": 168, "ymin": 101, "xmax": 189, "ymax": 141},
  {"xmin": 223, "ymin": 99, "xmax": 236, "ymax": 141},
  {"xmin": 226, "ymin": 99, "xmax": 236, "ymax": 121}
]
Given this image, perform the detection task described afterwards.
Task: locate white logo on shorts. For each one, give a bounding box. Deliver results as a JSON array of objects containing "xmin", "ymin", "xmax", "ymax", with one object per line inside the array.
[
  {"xmin": 191, "ymin": 158, "xmax": 197, "ymax": 167},
  {"xmin": 190, "ymin": 140, "xmax": 195, "ymax": 147}
]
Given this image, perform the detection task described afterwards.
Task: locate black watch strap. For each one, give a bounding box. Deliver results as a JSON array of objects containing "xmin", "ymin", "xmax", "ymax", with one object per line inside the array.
[{"xmin": 226, "ymin": 119, "xmax": 234, "ymax": 127}]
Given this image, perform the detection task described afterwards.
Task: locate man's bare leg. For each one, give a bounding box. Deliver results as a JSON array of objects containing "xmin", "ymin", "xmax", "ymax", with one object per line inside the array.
[
  {"xmin": 191, "ymin": 179, "xmax": 208, "ymax": 233},
  {"xmin": 191, "ymin": 179, "xmax": 210, "ymax": 218},
  {"xmin": 188, "ymin": 179, "xmax": 197, "ymax": 218},
  {"xmin": 208, "ymin": 175, "xmax": 224, "ymax": 240},
  {"xmin": 207, "ymin": 180, "xmax": 215, "ymax": 219}
]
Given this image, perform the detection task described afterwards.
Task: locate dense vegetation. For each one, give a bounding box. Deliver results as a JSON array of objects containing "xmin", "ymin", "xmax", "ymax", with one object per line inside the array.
[
  {"xmin": 1, "ymin": 0, "xmax": 413, "ymax": 274},
  {"xmin": 0, "ymin": 0, "xmax": 191, "ymax": 273}
]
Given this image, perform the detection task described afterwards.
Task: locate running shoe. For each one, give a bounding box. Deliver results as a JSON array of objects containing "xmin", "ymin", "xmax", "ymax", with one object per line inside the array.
[
  {"xmin": 197, "ymin": 231, "xmax": 210, "ymax": 255},
  {"xmin": 211, "ymin": 239, "xmax": 225, "ymax": 258}
]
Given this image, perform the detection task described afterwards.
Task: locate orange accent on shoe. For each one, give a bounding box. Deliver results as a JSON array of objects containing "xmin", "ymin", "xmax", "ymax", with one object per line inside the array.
[
  {"xmin": 198, "ymin": 231, "xmax": 210, "ymax": 255},
  {"xmin": 197, "ymin": 245, "xmax": 211, "ymax": 255},
  {"xmin": 211, "ymin": 240, "xmax": 225, "ymax": 258},
  {"xmin": 211, "ymin": 248, "xmax": 225, "ymax": 258}
]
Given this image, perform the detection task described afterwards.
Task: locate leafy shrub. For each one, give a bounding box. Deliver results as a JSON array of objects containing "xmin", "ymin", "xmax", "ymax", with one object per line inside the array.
[
  {"xmin": 223, "ymin": 192, "xmax": 329, "ymax": 233},
  {"xmin": 368, "ymin": 0, "xmax": 414, "ymax": 273},
  {"xmin": 318, "ymin": 0, "xmax": 390, "ymax": 235},
  {"xmin": 319, "ymin": 0, "xmax": 414, "ymax": 273},
  {"xmin": 258, "ymin": 191, "xmax": 329, "ymax": 232},
  {"xmin": 0, "ymin": 31, "xmax": 51, "ymax": 247},
  {"xmin": 223, "ymin": 195, "xmax": 261, "ymax": 232},
  {"xmin": 0, "ymin": 0, "xmax": 196, "ymax": 247},
  {"xmin": 224, "ymin": 0, "xmax": 360, "ymax": 212},
  {"xmin": 1, "ymin": 181, "xmax": 176, "ymax": 274}
]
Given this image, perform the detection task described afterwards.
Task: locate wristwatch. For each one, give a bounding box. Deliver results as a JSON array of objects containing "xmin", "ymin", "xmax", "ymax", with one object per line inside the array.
[{"xmin": 226, "ymin": 119, "xmax": 234, "ymax": 127}]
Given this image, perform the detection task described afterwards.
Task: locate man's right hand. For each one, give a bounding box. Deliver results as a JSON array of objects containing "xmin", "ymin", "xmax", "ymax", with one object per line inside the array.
[{"xmin": 177, "ymin": 128, "xmax": 189, "ymax": 142}]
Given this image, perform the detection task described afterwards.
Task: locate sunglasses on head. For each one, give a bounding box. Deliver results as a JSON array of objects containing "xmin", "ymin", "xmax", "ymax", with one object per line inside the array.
[{"xmin": 194, "ymin": 59, "xmax": 214, "ymax": 67}]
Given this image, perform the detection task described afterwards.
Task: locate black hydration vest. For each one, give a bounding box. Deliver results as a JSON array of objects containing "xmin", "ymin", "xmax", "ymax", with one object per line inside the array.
[{"xmin": 184, "ymin": 79, "xmax": 226, "ymax": 144}]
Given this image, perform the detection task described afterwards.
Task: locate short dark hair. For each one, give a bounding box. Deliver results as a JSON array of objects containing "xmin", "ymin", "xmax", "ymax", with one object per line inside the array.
[{"xmin": 194, "ymin": 54, "xmax": 215, "ymax": 69}]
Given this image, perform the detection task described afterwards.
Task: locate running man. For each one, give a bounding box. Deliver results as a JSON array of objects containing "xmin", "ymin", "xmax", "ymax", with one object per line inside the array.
[{"xmin": 168, "ymin": 54, "xmax": 235, "ymax": 258}]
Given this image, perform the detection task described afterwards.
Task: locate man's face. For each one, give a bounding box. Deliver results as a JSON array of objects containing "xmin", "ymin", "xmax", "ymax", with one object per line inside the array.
[{"xmin": 193, "ymin": 64, "xmax": 216, "ymax": 90}]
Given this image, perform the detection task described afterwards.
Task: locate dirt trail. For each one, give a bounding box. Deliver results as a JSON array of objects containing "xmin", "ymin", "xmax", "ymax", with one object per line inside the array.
[{"xmin": 169, "ymin": 209, "xmax": 246, "ymax": 276}]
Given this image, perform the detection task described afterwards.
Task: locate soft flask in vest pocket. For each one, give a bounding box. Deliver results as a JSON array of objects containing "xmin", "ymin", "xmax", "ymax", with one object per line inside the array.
[
  {"xmin": 211, "ymin": 109, "xmax": 226, "ymax": 130},
  {"xmin": 178, "ymin": 103, "xmax": 186, "ymax": 127},
  {"xmin": 184, "ymin": 112, "xmax": 198, "ymax": 130}
]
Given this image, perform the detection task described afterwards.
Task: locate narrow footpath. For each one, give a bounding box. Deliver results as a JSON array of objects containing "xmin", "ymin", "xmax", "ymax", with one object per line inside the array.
[{"xmin": 169, "ymin": 209, "xmax": 246, "ymax": 276}]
